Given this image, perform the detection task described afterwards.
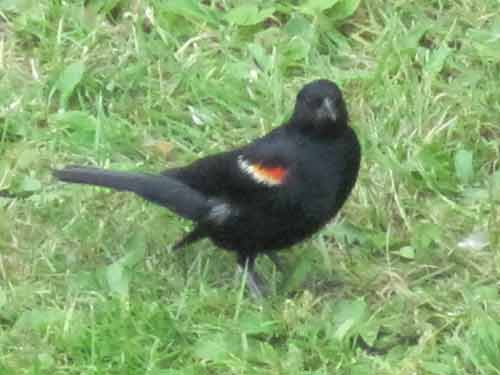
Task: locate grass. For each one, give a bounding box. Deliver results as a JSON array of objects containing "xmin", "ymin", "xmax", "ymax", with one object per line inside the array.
[{"xmin": 1, "ymin": 0, "xmax": 500, "ymax": 373}]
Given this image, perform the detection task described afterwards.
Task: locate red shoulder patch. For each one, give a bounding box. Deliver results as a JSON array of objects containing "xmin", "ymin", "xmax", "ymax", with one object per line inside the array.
[
  {"xmin": 253, "ymin": 165, "xmax": 287, "ymax": 183},
  {"xmin": 238, "ymin": 156, "xmax": 287, "ymax": 186}
]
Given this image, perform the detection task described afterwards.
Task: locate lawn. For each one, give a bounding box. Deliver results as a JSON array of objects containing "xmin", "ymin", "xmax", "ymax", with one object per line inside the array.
[{"xmin": 1, "ymin": 0, "xmax": 500, "ymax": 373}]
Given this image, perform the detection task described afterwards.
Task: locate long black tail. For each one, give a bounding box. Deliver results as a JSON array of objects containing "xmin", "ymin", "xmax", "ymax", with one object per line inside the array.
[{"xmin": 53, "ymin": 166, "xmax": 211, "ymax": 221}]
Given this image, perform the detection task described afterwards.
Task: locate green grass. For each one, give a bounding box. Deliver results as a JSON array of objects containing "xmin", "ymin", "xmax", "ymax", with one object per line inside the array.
[{"xmin": 1, "ymin": 0, "xmax": 500, "ymax": 373}]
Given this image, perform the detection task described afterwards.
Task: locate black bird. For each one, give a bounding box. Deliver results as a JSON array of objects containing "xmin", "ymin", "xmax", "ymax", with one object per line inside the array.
[{"xmin": 54, "ymin": 79, "xmax": 361, "ymax": 297}]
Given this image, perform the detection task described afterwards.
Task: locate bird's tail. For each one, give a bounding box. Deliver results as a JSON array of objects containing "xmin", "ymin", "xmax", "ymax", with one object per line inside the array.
[{"xmin": 53, "ymin": 165, "xmax": 211, "ymax": 221}]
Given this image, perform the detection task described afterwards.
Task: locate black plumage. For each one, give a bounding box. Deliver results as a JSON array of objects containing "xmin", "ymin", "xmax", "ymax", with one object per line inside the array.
[{"xmin": 54, "ymin": 79, "xmax": 361, "ymax": 297}]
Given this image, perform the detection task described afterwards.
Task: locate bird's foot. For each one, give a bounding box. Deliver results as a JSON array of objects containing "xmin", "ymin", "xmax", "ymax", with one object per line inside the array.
[
  {"xmin": 266, "ymin": 252, "xmax": 286, "ymax": 273},
  {"xmin": 236, "ymin": 263, "xmax": 268, "ymax": 299}
]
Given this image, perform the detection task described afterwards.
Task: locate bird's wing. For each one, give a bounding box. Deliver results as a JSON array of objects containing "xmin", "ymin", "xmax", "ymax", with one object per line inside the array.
[
  {"xmin": 163, "ymin": 150, "xmax": 246, "ymax": 197},
  {"xmin": 235, "ymin": 154, "xmax": 288, "ymax": 187},
  {"xmin": 164, "ymin": 132, "xmax": 296, "ymax": 200}
]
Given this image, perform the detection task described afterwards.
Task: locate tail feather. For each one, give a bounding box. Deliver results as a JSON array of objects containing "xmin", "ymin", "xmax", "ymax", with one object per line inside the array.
[{"xmin": 53, "ymin": 166, "xmax": 211, "ymax": 221}]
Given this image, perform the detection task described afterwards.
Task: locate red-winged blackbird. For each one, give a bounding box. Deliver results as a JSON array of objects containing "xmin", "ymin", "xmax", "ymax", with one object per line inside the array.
[{"xmin": 54, "ymin": 79, "xmax": 361, "ymax": 297}]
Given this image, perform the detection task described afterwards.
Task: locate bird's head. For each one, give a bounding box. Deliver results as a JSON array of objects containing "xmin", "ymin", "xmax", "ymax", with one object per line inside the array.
[{"xmin": 291, "ymin": 79, "xmax": 348, "ymax": 137}]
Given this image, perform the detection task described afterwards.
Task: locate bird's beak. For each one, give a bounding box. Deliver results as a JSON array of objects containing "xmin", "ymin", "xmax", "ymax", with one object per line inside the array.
[{"xmin": 319, "ymin": 97, "xmax": 337, "ymax": 122}]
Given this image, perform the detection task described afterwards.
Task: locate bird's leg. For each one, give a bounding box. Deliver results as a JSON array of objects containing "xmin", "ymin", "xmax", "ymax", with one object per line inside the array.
[
  {"xmin": 266, "ymin": 252, "xmax": 285, "ymax": 273},
  {"xmin": 237, "ymin": 256, "xmax": 267, "ymax": 299},
  {"xmin": 171, "ymin": 226, "xmax": 205, "ymax": 252}
]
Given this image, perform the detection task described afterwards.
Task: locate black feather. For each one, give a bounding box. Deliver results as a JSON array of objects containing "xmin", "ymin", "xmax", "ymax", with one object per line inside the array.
[
  {"xmin": 53, "ymin": 166, "xmax": 212, "ymax": 221},
  {"xmin": 52, "ymin": 79, "xmax": 361, "ymax": 297}
]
